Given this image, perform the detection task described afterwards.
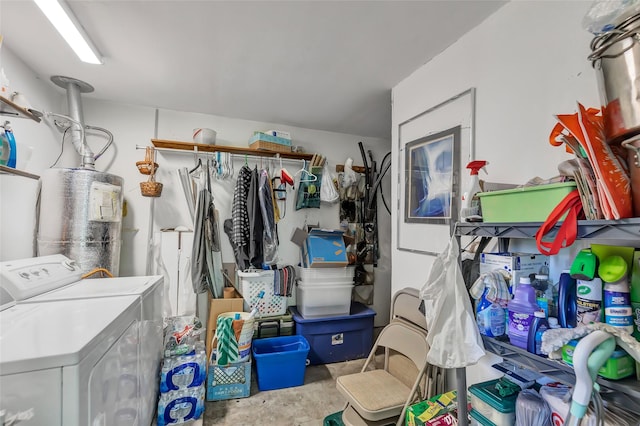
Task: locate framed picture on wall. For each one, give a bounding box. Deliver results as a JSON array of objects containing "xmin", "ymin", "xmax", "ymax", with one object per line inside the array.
[{"xmin": 404, "ymin": 125, "xmax": 461, "ymax": 224}]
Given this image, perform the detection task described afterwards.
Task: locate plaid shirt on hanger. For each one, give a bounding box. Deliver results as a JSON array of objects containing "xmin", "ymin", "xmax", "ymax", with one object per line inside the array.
[{"xmin": 231, "ymin": 165, "xmax": 252, "ymax": 247}]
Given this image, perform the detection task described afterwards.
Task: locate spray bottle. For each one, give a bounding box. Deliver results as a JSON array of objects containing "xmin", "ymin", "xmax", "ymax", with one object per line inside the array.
[{"xmin": 460, "ymin": 160, "xmax": 488, "ymax": 222}]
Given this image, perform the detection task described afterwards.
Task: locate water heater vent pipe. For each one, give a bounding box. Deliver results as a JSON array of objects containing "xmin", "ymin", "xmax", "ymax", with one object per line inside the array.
[{"xmin": 51, "ymin": 75, "xmax": 95, "ymax": 169}]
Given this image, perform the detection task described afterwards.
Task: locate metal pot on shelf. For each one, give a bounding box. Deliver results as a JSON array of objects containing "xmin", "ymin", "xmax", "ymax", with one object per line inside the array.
[{"xmin": 589, "ymin": 13, "xmax": 640, "ymax": 144}]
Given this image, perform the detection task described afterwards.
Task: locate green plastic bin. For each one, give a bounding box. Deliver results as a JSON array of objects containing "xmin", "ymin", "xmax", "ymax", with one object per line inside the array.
[{"xmin": 477, "ymin": 182, "xmax": 577, "ymax": 223}]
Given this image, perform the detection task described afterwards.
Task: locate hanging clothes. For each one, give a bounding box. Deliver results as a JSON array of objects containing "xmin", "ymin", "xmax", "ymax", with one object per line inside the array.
[
  {"xmin": 247, "ymin": 167, "xmax": 264, "ymax": 269},
  {"xmin": 231, "ymin": 165, "xmax": 252, "ymax": 269},
  {"xmin": 191, "ymin": 161, "xmax": 224, "ymax": 298},
  {"xmin": 259, "ymin": 169, "xmax": 278, "ymax": 265},
  {"xmin": 273, "ymin": 266, "xmax": 296, "ymax": 297}
]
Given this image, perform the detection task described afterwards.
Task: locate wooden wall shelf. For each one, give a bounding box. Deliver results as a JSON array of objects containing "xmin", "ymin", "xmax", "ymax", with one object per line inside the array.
[
  {"xmin": 0, "ymin": 165, "xmax": 39, "ymax": 180},
  {"xmin": 0, "ymin": 96, "xmax": 41, "ymax": 122},
  {"xmin": 335, "ymin": 164, "xmax": 366, "ymax": 173},
  {"xmin": 151, "ymin": 139, "xmax": 315, "ymax": 161}
]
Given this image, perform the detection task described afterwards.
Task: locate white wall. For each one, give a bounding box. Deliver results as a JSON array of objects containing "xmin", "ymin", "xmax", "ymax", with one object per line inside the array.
[
  {"xmin": 392, "ymin": 1, "xmax": 597, "ymax": 293},
  {"xmin": 391, "ymin": 1, "xmax": 598, "ymax": 384},
  {"xmin": 79, "ymin": 100, "xmax": 392, "ymax": 324},
  {"xmin": 1, "ymin": 47, "xmax": 392, "ymax": 325},
  {"xmin": 0, "ymin": 47, "xmax": 64, "ymax": 260}
]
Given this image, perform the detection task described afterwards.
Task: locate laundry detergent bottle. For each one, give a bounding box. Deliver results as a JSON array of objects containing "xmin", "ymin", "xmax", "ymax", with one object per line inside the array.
[
  {"xmin": 508, "ymin": 277, "xmax": 539, "ymax": 349},
  {"xmin": 558, "ymin": 271, "xmax": 577, "ymax": 328},
  {"xmin": 527, "ymin": 310, "xmax": 549, "ymax": 356}
]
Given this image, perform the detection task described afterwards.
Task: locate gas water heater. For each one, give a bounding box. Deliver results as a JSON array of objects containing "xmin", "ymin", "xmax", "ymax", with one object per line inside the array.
[{"xmin": 37, "ymin": 76, "xmax": 124, "ymax": 276}]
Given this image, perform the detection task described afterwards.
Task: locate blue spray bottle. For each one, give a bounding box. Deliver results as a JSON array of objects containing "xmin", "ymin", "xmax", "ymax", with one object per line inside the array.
[{"xmin": 476, "ymin": 287, "xmax": 506, "ymax": 337}]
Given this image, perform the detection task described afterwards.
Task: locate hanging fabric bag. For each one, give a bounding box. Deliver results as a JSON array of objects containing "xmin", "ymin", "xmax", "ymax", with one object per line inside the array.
[{"xmin": 535, "ymin": 190, "xmax": 583, "ymax": 256}]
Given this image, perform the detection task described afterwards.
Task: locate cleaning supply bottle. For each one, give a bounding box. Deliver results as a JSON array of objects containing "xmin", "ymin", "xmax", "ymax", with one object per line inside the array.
[
  {"xmin": 532, "ymin": 274, "xmax": 555, "ymax": 317},
  {"xmin": 476, "ymin": 287, "xmax": 506, "ymax": 337},
  {"xmin": 601, "ymin": 255, "xmax": 634, "ymax": 334},
  {"xmin": 558, "ymin": 271, "xmax": 577, "ymax": 328},
  {"xmin": 508, "ymin": 277, "xmax": 539, "ymax": 349},
  {"xmin": 631, "ymin": 251, "xmax": 640, "ymax": 341},
  {"xmin": 527, "ymin": 310, "xmax": 549, "ymax": 356},
  {"xmin": 3, "ymin": 124, "xmax": 17, "ymax": 169},
  {"xmin": 460, "ymin": 160, "xmax": 488, "ymax": 222},
  {"xmin": 576, "ymin": 278, "xmax": 603, "ymax": 326}
]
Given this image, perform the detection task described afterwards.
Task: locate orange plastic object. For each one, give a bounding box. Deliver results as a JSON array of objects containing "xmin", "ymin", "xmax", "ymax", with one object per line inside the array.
[{"xmin": 550, "ymin": 104, "xmax": 632, "ymax": 219}]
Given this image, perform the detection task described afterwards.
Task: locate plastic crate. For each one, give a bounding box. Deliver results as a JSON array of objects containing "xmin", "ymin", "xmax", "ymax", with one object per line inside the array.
[
  {"xmin": 477, "ymin": 182, "xmax": 577, "ymax": 223},
  {"xmin": 252, "ymin": 335, "xmax": 310, "ymax": 391},
  {"xmin": 206, "ymin": 360, "xmax": 251, "ymax": 401},
  {"xmin": 298, "ymin": 267, "xmax": 355, "ymax": 286},
  {"xmin": 296, "ymin": 283, "xmax": 353, "ymax": 318},
  {"xmin": 468, "ymin": 379, "xmax": 517, "ymax": 426},
  {"xmin": 238, "ymin": 270, "xmax": 287, "ymax": 317},
  {"xmin": 253, "ymin": 309, "xmax": 294, "ymax": 339},
  {"xmin": 291, "ymin": 303, "xmax": 375, "ymax": 365}
]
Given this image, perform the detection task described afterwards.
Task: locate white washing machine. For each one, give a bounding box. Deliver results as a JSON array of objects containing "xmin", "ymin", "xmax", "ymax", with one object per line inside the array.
[
  {"xmin": 25, "ymin": 264, "xmax": 164, "ymax": 426},
  {"xmin": 0, "ymin": 296, "xmax": 141, "ymax": 426},
  {"xmin": 0, "ymin": 254, "xmax": 163, "ymax": 426}
]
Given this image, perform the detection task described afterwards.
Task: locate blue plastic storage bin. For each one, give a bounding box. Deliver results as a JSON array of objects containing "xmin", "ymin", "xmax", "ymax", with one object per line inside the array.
[
  {"xmin": 290, "ymin": 303, "xmax": 375, "ymax": 365},
  {"xmin": 252, "ymin": 335, "xmax": 310, "ymax": 391}
]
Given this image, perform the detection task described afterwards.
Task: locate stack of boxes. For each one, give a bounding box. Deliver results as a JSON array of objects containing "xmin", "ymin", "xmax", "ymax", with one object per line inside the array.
[
  {"xmin": 479, "ymin": 252, "xmax": 550, "ymax": 292},
  {"xmin": 248, "ymin": 130, "xmax": 292, "ymax": 153},
  {"xmin": 157, "ymin": 316, "xmax": 206, "ymax": 426},
  {"xmin": 291, "ymin": 227, "xmax": 376, "ymax": 365}
]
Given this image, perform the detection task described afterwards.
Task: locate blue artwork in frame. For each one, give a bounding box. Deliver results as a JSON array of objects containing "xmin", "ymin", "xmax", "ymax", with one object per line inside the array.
[{"xmin": 404, "ymin": 125, "xmax": 460, "ymax": 224}]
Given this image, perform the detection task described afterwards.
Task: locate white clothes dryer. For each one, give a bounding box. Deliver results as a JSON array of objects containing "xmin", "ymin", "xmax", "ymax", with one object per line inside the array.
[
  {"xmin": 0, "ymin": 296, "xmax": 141, "ymax": 426},
  {"xmin": 0, "ymin": 254, "xmax": 164, "ymax": 426},
  {"xmin": 27, "ymin": 272, "xmax": 164, "ymax": 426}
]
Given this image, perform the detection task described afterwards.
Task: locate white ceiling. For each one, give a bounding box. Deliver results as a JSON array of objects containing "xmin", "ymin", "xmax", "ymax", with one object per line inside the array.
[{"xmin": 1, "ymin": 0, "xmax": 505, "ymax": 139}]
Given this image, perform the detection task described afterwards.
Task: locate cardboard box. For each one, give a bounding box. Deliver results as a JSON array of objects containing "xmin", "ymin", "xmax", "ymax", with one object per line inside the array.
[
  {"xmin": 303, "ymin": 229, "xmax": 348, "ymax": 268},
  {"xmin": 206, "ymin": 360, "xmax": 251, "ymax": 401},
  {"xmin": 264, "ymin": 129, "xmax": 291, "ymax": 140},
  {"xmin": 206, "ymin": 296, "xmax": 244, "ymax": 363},
  {"xmin": 479, "ymin": 252, "xmax": 549, "ymax": 290}
]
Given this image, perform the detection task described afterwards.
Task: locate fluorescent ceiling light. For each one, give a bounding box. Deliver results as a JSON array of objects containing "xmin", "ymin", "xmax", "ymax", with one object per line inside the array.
[{"xmin": 34, "ymin": 0, "xmax": 103, "ymax": 65}]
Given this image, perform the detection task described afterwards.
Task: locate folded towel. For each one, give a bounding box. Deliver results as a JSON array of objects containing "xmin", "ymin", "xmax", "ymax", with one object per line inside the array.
[
  {"xmin": 542, "ymin": 323, "xmax": 640, "ymax": 362},
  {"xmin": 469, "ymin": 270, "xmax": 511, "ymax": 308},
  {"xmin": 216, "ymin": 316, "xmax": 239, "ymax": 365}
]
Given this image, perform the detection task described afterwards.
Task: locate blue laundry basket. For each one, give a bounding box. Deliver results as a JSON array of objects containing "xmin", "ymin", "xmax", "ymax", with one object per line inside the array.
[{"xmin": 252, "ymin": 335, "xmax": 310, "ymax": 391}]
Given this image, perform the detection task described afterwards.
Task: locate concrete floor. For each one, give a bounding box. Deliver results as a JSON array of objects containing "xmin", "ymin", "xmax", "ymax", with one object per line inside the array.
[{"xmin": 203, "ymin": 358, "xmax": 366, "ymax": 425}]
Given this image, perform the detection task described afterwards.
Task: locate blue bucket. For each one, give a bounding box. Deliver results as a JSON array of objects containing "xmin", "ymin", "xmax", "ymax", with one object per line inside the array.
[{"xmin": 252, "ymin": 335, "xmax": 310, "ymax": 391}]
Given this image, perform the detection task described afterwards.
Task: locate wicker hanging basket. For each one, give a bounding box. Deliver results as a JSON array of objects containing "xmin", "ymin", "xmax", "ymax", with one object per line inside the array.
[
  {"xmin": 139, "ymin": 148, "xmax": 163, "ymax": 197},
  {"xmin": 136, "ymin": 146, "xmax": 160, "ymax": 175},
  {"xmin": 140, "ymin": 179, "xmax": 163, "ymax": 197}
]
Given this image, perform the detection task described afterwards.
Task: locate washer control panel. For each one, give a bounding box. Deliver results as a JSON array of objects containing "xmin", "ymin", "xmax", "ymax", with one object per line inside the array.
[{"xmin": 0, "ymin": 254, "xmax": 83, "ymax": 302}]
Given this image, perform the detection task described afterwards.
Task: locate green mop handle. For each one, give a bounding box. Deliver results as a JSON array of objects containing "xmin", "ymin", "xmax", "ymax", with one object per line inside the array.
[{"xmin": 569, "ymin": 331, "xmax": 615, "ymax": 420}]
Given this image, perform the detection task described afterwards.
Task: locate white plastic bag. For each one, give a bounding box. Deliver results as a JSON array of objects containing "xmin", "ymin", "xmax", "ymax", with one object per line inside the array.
[
  {"xmin": 582, "ymin": 0, "xmax": 640, "ymax": 34},
  {"xmin": 419, "ymin": 236, "xmax": 485, "ymax": 368},
  {"xmin": 341, "ymin": 157, "xmax": 358, "ymax": 188},
  {"xmin": 320, "ymin": 163, "xmax": 339, "ymax": 203}
]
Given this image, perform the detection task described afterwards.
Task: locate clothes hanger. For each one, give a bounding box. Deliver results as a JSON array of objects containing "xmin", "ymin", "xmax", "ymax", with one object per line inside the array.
[
  {"xmin": 189, "ymin": 157, "xmax": 202, "ymax": 174},
  {"xmin": 294, "ymin": 159, "xmax": 317, "ymax": 182}
]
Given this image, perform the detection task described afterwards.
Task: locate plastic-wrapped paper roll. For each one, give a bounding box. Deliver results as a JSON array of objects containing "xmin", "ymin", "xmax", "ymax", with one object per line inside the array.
[{"xmin": 37, "ymin": 168, "xmax": 124, "ymax": 276}]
